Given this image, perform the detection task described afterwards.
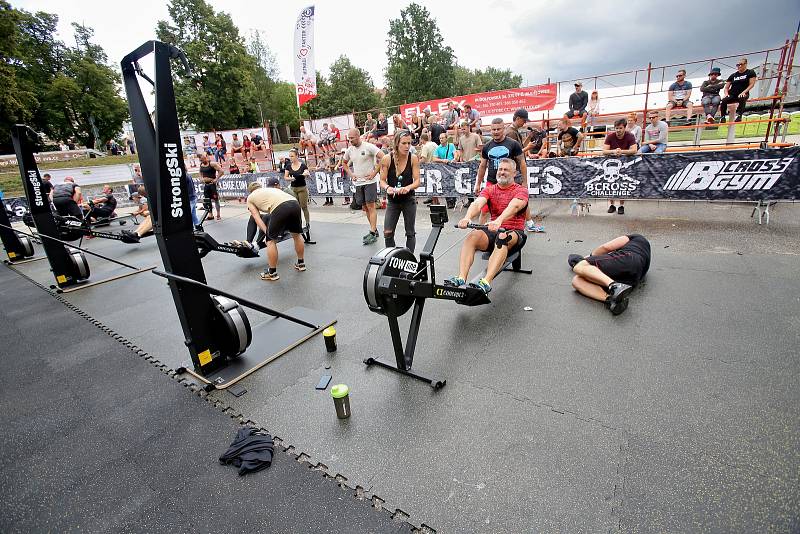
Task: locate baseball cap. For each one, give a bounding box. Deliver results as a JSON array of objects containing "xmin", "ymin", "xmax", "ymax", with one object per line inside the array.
[
  {"xmin": 513, "ymin": 108, "xmax": 529, "ymax": 121},
  {"xmin": 709, "ymin": 67, "xmax": 721, "ymax": 75},
  {"xmin": 266, "ymin": 176, "xmax": 280, "ymax": 187},
  {"xmin": 574, "ymin": 81, "xmax": 583, "ymax": 87}
]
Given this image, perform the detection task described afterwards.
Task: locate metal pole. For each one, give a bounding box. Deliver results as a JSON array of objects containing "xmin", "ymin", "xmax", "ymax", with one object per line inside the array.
[
  {"xmin": 765, "ymin": 41, "xmax": 788, "ymax": 143},
  {"xmin": 773, "ymin": 34, "xmax": 797, "ymax": 143},
  {"xmin": 642, "ymin": 63, "xmax": 652, "ymax": 120}
]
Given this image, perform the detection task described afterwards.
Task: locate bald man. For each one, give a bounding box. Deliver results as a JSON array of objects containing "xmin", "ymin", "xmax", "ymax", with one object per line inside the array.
[
  {"xmin": 52, "ymin": 176, "xmax": 83, "ymax": 218},
  {"xmin": 343, "ymin": 128, "xmax": 383, "ymax": 245}
]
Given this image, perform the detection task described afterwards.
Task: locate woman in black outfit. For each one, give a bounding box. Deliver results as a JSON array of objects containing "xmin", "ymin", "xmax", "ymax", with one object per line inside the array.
[
  {"xmin": 379, "ymin": 130, "xmax": 420, "ymax": 251},
  {"xmin": 284, "ymin": 149, "xmax": 311, "ymax": 227}
]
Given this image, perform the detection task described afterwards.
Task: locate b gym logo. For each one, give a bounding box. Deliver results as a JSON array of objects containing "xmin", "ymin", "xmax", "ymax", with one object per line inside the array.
[
  {"xmin": 663, "ymin": 158, "xmax": 794, "ymax": 191},
  {"xmin": 581, "ymin": 157, "xmax": 641, "ymax": 197}
]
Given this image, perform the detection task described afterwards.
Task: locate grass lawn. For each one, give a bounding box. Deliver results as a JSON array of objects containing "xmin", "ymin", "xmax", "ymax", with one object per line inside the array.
[{"xmin": 0, "ymin": 154, "xmax": 140, "ymax": 197}]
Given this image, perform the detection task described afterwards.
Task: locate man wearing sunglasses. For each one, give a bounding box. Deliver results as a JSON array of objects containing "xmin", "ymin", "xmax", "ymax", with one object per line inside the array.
[
  {"xmin": 720, "ymin": 58, "xmax": 757, "ymax": 123},
  {"xmin": 665, "ymin": 69, "xmax": 693, "ymax": 122}
]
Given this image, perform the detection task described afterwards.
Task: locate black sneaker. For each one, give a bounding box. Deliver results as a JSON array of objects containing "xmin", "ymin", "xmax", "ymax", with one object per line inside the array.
[
  {"xmin": 120, "ymin": 230, "xmax": 140, "ymax": 243},
  {"xmin": 734, "ymin": 114, "xmax": 743, "ymax": 123},
  {"xmin": 607, "ymin": 205, "xmax": 616, "ymax": 214},
  {"xmin": 568, "ymin": 254, "xmax": 584, "ymax": 269},
  {"xmin": 605, "ymin": 282, "xmax": 633, "ymax": 315},
  {"xmin": 617, "ymin": 206, "xmax": 625, "ymax": 215},
  {"xmin": 423, "ymin": 198, "xmax": 433, "ymax": 205}
]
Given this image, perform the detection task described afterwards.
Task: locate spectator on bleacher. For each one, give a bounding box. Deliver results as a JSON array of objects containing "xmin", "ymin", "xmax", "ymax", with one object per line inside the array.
[
  {"xmin": 251, "ymin": 132, "xmax": 266, "ymax": 152},
  {"xmin": 299, "ymin": 126, "xmax": 315, "ymax": 157},
  {"xmin": 720, "ymin": 58, "xmax": 757, "ymax": 123},
  {"xmin": 230, "ymin": 133, "xmax": 244, "ymax": 159},
  {"xmin": 330, "ymin": 124, "xmax": 341, "ymax": 145},
  {"xmin": 214, "ymin": 133, "xmax": 226, "ymax": 163},
  {"xmin": 202, "ymin": 135, "xmax": 214, "ymax": 155},
  {"xmin": 557, "ymin": 118, "xmax": 584, "ymax": 157},
  {"xmin": 665, "ymin": 69, "xmax": 693, "ymax": 122},
  {"xmin": 242, "ymin": 134, "xmax": 252, "ymax": 160},
  {"xmin": 408, "ymin": 110, "xmax": 423, "ymax": 141},
  {"xmin": 374, "ymin": 113, "xmax": 389, "ymax": 143},
  {"xmin": 639, "ymin": 112, "xmax": 668, "ymax": 153},
  {"xmin": 505, "ymin": 108, "xmax": 529, "ymax": 147},
  {"xmin": 565, "ymin": 82, "xmax": 589, "ymax": 126},
  {"xmin": 318, "ymin": 123, "xmax": 334, "ymax": 156},
  {"xmin": 392, "ymin": 114, "xmax": 409, "ymax": 134},
  {"xmin": 229, "ymin": 160, "xmax": 241, "ymax": 174},
  {"xmin": 701, "ymin": 67, "xmax": 725, "ymax": 123},
  {"xmin": 522, "ymin": 126, "xmax": 547, "ymax": 159},
  {"xmin": 464, "ymin": 104, "xmax": 481, "ymax": 130},
  {"xmin": 418, "ymin": 133, "xmax": 438, "ymax": 163},
  {"xmin": 363, "ymin": 113, "xmax": 376, "ymax": 137},
  {"xmin": 444, "ymin": 101, "xmax": 460, "ymax": 132},
  {"xmin": 248, "ymin": 157, "xmax": 260, "ymax": 173},
  {"xmin": 626, "ymin": 113, "xmax": 642, "ymax": 144},
  {"xmin": 586, "ymin": 91, "xmax": 601, "ymax": 129},
  {"xmin": 433, "ymin": 133, "xmax": 456, "ymax": 162},
  {"xmin": 421, "ymin": 107, "xmax": 433, "ymax": 127},
  {"xmin": 602, "ymin": 118, "xmax": 638, "ymax": 215},
  {"xmin": 429, "ymin": 114, "xmax": 446, "ymax": 146},
  {"xmin": 456, "ymin": 123, "xmax": 483, "ymax": 162}
]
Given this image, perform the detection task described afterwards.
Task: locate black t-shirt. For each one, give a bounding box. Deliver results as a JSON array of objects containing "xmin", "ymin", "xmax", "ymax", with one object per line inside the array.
[
  {"xmin": 375, "ymin": 119, "xmax": 388, "ymax": 135},
  {"xmin": 559, "ymin": 127, "xmax": 580, "ymax": 144},
  {"xmin": 286, "ymin": 162, "xmax": 308, "ymax": 188},
  {"xmin": 727, "ymin": 69, "xmax": 756, "ymax": 96},
  {"xmin": 103, "ymin": 193, "xmax": 117, "ymax": 211},
  {"xmin": 429, "ymin": 123, "xmax": 446, "ymax": 145},
  {"xmin": 481, "ymin": 137, "xmax": 523, "ymax": 183},
  {"xmin": 41, "ymin": 180, "xmax": 53, "ymax": 197},
  {"xmin": 251, "ymin": 135, "xmax": 263, "ymax": 144},
  {"xmin": 622, "ymin": 234, "xmax": 651, "ymax": 275}
]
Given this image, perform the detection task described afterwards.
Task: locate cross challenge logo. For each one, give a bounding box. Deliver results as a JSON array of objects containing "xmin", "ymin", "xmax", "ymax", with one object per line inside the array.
[
  {"xmin": 663, "ymin": 158, "xmax": 794, "ymax": 191},
  {"xmin": 581, "ymin": 157, "xmax": 642, "ymax": 197}
]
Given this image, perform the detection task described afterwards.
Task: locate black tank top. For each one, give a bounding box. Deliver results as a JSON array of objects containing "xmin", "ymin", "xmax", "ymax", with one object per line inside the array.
[
  {"xmin": 387, "ymin": 154, "xmax": 414, "ymax": 203},
  {"xmin": 199, "ymin": 163, "xmax": 217, "ymax": 182},
  {"xmin": 53, "ymin": 182, "xmax": 76, "ymax": 201},
  {"xmin": 286, "ymin": 162, "xmax": 308, "ymax": 188}
]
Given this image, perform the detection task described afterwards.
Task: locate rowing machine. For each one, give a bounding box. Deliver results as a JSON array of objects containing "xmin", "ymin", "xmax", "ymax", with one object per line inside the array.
[{"xmin": 362, "ymin": 206, "xmax": 531, "ymax": 388}]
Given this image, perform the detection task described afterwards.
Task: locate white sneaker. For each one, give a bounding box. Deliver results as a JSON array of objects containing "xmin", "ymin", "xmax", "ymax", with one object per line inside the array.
[{"xmin": 525, "ymin": 220, "xmax": 536, "ymax": 232}]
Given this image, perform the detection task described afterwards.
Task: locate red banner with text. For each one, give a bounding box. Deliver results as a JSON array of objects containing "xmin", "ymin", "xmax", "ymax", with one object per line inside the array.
[{"xmin": 400, "ymin": 84, "xmax": 557, "ymax": 122}]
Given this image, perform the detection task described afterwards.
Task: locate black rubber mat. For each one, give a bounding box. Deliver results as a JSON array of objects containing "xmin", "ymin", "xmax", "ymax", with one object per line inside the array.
[{"xmin": 0, "ymin": 265, "xmax": 412, "ymax": 533}]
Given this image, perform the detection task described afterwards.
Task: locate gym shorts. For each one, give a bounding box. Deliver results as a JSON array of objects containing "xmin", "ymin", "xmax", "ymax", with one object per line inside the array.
[
  {"xmin": 355, "ymin": 183, "xmax": 378, "ymax": 205},
  {"xmin": 267, "ymin": 200, "xmax": 303, "ymax": 241}
]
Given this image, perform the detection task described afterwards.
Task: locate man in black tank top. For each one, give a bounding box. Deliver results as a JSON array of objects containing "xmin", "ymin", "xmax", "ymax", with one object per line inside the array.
[
  {"xmin": 198, "ymin": 153, "xmax": 223, "ymax": 221},
  {"xmin": 567, "ymin": 234, "xmax": 651, "ymax": 316},
  {"xmin": 52, "ymin": 176, "xmax": 84, "ymax": 219}
]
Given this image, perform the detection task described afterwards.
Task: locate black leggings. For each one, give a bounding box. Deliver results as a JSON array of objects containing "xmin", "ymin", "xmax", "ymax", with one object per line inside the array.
[
  {"xmin": 53, "ymin": 197, "xmax": 83, "ymax": 219},
  {"xmin": 246, "ymin": 214, "xmax": 270, "ymax": 245},
  {"xmin": 383, "ymin": 196, "xmax": 417, "ymax": 252}
]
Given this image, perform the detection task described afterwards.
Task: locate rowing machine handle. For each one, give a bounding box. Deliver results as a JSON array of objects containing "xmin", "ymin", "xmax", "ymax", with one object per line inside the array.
[{"xmin": 454, "ymin": 223, "xmax": 507, "ymax": 232}]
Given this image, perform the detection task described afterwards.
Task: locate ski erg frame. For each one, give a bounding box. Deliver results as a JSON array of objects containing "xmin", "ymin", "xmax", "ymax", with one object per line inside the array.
[
  {"xmin": 10, "ymin": 125, "xmax": 85, "ymax": 288},
  {"xmin": 122, "ymin": 41, "xmax": 236, "ymax": 374}
]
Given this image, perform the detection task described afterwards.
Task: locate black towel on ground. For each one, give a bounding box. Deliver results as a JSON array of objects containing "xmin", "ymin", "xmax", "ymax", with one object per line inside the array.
[{"xmin": 219, "ymin": 427, "xmax": 275, "ymax": 475}]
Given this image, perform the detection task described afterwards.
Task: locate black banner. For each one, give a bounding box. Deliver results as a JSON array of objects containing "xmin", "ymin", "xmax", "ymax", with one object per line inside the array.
[
  {"xmin": 5, "ymin": 148, "xmax": 798, "ymax": 221},
  {"xmin": 207, "ymin": 147, "xmax": 800, "ymax": 201}
]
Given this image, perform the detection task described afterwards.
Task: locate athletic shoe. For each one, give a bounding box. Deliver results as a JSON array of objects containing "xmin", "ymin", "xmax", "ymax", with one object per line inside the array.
[
  {"xmin": 525, "ymin": 220, "xmax": 536, "ymax": 232},
  {"xmin": 607, "ymin": 205, "xmax": 616, "ymax": 214},
  {"xmin": 605, "ymin": 282, "xmax": 632, "ymax": 315},
  {"xmin": 294, "ymin": 262, "xmax": 306, "ymax": 272},
  {"xmin": 120, "ymin": 230, "xmax": 140, "ymax": 243},
  {"xmin": 734, "ymin": 114, "xmax": 743, "ymax": 123},
  {"xmin": 363, "ymin": 232, "xmax": 378, "ymax": 245},
  {"xmin": 119, "ymin": 220, "xmax": 127, "ymax": 225},
  {"xmin": 216, "ymin": 215, "xmax": 221, "ymax": 220},
  {"xmin": 468, "ymin": 278, "xmax": 492, "ymax": 294},
  {"xmin": 608, "ymin": 297, "xmax": 629, "ymax": 316},
  {"xmin": 617, "ymin": 206, "xmax": 625, "ymax": 215},
  {"xmin": 260, "ymin": 271, "xmax": 280, "ymax": 281},
  {"xmin": 423, "ymin": 198, "xmax": 433, "ymax": 205},
  {"xmin": 443, "ymin": 276, "xmax": 466, "ymax": 287},
  {"xmin": 568, "ymin": 254, "xmax": 584, "ymax": 269}
]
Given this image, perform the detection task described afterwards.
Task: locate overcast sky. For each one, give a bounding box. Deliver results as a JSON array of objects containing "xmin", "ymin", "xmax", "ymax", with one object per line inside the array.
[{"xmin": 13, "ymin": 0, "xmax": 800, "ymax": 90}]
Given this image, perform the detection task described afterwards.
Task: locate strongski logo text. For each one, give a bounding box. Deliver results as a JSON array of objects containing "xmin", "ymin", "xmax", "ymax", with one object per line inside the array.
[
  {"xmin": 664, "ymin": 158, "xmax": 793, "ymax": 191},
  {"xmin": 164, "ymin": 143, "xmax": 184, "ymax": 217}
]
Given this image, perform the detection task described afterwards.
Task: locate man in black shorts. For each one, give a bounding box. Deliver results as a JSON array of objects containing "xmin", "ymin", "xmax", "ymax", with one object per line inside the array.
[
  {"xmin": 52, "ymin": 176, "xmax": 83, "ymax": 219},
  {"xmin": 568, "ymin": 234, "xmax": 651, "ymax": 315},
  {"xmin": 84, "ymin": 184, "xmax": 118, "ymax": 222},
  {"xmin": 246, "ymin": 178, "xmax": 305, "ymax": 281}
]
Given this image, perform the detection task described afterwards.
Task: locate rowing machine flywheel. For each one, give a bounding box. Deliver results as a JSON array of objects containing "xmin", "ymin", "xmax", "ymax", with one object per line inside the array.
[
  {"xmin": 211, "ymin": 295, "xmax": 252, "ymax": 357},
  {"xmin": 363, "ymin": 247, "xmax": 418, "ymax": 317}
]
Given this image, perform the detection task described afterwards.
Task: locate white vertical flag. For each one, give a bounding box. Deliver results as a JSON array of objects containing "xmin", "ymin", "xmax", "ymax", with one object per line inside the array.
[{"xmin": 293, "ymin": 6, "xmax": 317, "ymax": 107}]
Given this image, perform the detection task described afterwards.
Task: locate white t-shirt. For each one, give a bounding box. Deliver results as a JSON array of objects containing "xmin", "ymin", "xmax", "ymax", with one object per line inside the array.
[{"xmin": 344, "ymin": 142, "xmax": 381, "ymax": 185}]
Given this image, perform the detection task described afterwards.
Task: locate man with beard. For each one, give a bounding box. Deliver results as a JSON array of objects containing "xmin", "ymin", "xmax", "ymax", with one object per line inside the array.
[{"xmin": 446, "ymin": 158, "xmax": 529, "ymax": 295}]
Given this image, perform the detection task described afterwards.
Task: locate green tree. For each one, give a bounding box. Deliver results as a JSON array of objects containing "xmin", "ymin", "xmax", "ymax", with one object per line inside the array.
[
  {"xmin": 43, "ymin": 23, "xmax": 128, "ymax": 149},
  {"xmin": 156, "ymin": 0, "xmax": 259, "ymax": 130},
  {"xmin": 454, "ymin": 65, "xmax": 523, "ymax": 95},
  {"xmin": 324, "ymin": 56, "xmax": 381, "ymax": 115},
  {"xmin": 384, "ymin": 3, "xmax": 455, "ymax": 106}
]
